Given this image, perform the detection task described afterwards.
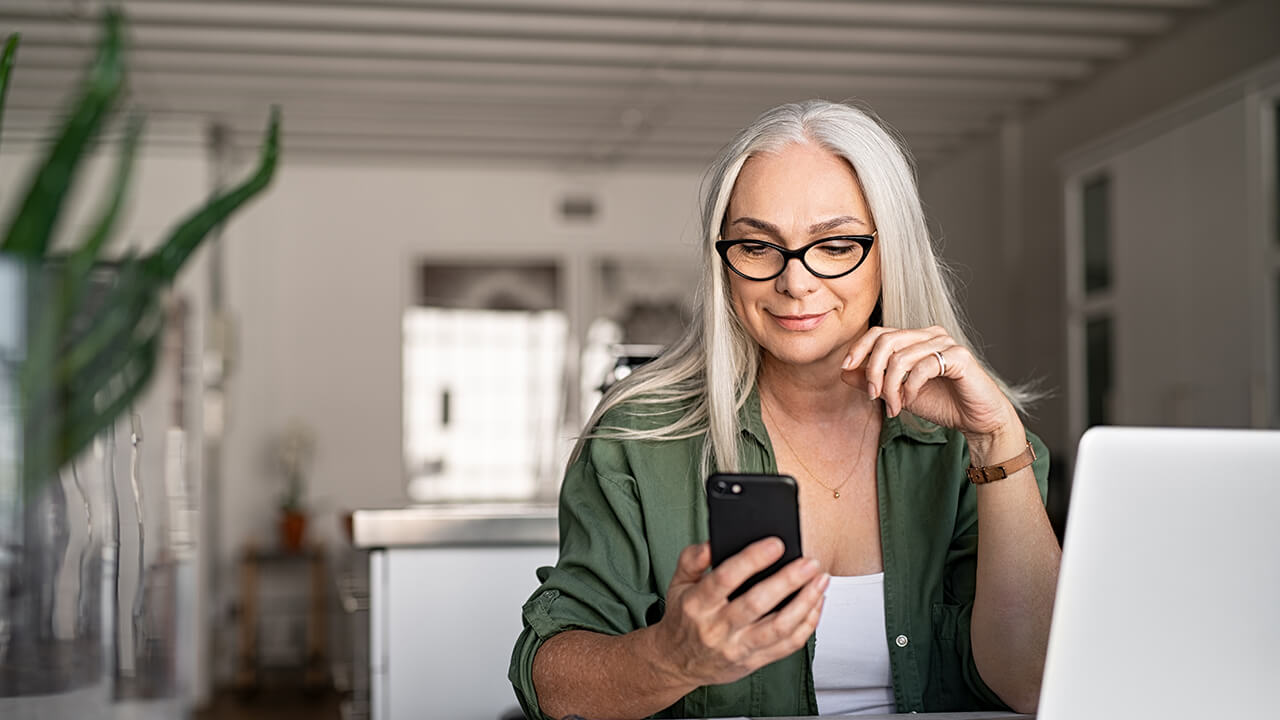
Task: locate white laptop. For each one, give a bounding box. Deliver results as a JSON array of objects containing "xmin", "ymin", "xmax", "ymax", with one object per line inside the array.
[{"xmin": 1037, "ymin": 426, "xmax": 1280, "ymax": 720}]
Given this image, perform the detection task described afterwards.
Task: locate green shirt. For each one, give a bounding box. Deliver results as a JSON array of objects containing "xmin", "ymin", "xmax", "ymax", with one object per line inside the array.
[{"xmin": 509, "ymin": 389, "xmax": 1050, "ymax": 718}]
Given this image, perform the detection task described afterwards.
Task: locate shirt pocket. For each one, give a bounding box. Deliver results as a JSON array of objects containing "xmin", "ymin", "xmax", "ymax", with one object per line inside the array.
[{"xmin": 930, "ymin": 601, "xmax": 966, "ymax": 709}]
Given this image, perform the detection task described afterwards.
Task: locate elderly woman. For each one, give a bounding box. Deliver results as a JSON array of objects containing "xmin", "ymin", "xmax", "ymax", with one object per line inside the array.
[{"xmin": 509, "ymin": 100, "xmax": 1061, "ymax": 719}]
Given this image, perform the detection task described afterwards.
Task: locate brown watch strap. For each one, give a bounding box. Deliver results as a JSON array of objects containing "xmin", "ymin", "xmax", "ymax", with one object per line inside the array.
[{"xmin": 966, "ymin": 441, "xmax": 1036, "ymax": 484}]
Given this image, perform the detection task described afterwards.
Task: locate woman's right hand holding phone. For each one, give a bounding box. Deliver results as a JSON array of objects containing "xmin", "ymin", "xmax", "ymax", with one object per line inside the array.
[{"xmin": 650, "ymin": 538, "xmax": 829, "ymax": 687}]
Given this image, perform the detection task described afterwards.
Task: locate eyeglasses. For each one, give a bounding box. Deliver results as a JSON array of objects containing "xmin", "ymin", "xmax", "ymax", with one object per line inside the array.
[{"xmin": 715, "ymin": 232, "xmax": 877, "ymax": 281}]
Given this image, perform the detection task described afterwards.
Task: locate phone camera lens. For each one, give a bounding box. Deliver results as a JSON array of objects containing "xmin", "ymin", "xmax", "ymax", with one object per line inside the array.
[
  {"xmin": 731, "ymin": 483, "xmax": 742, "ymax": 494},
  {"xmin": 715, "ymin": 481, "xmax": 728, "ymax": 493}
]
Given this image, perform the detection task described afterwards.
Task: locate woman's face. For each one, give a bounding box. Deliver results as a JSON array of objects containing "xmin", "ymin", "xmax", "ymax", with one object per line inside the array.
[{"xmin": 723, "ymin": 141, "xmax": 881, "ymax": 370}]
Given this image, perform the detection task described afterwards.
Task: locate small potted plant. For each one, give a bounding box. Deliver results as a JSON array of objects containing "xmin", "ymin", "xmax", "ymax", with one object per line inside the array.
[{"xmin": 274, "ymin": 420, "xmax": 315, "ymax": 552}]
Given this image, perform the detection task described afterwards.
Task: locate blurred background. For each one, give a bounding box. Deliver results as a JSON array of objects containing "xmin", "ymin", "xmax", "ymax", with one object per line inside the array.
[{"xmin": 1, "ymin": 1, "xmax": 1277, "ymax": 719}]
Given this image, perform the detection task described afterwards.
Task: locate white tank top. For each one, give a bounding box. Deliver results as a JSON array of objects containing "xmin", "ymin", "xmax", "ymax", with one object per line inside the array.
[{"xmin": 813, "ymin": 572, "xmax": 896, "ymax": 716}]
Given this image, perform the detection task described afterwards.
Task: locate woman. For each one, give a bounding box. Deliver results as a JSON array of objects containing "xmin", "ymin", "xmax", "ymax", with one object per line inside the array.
[{"xmin": 509, "ymin": 100, "xmax": 1061, "ymax": 719}]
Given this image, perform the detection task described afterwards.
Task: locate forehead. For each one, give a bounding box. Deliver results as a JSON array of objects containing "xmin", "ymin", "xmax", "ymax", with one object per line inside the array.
[{"xmin": 729, "ymin": 142, "xmax": 867, "ymax": 217}]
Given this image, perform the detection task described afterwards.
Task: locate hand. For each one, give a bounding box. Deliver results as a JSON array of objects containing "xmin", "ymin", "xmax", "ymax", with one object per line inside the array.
[
  {"xmin": 840, "ymin": 325, "xmax": 1023, "ymax": 457},
  {"xmin": 651, "ymin": 539, "xmax": 828, "ymax": 688}
]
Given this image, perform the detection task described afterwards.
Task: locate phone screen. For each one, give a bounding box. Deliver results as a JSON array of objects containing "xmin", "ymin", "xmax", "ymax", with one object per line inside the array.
[{"xmin": 706, "ymin": 473, "xmax": 803, "ymax": 606}]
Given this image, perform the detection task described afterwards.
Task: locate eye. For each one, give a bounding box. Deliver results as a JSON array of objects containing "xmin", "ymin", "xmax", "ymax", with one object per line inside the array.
[
  {"xmin": 736, "ymin": 241, "xmax": 774, "ymax": 257},
  {"xmin": 814, "ymin": 239, "xmax": 860, "ymax": 258}
]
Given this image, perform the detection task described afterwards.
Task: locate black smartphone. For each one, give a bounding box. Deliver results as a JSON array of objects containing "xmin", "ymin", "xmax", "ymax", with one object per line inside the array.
[{"xmin": 706, "ymin": 473, "xmax": 803, "ymax": 606}]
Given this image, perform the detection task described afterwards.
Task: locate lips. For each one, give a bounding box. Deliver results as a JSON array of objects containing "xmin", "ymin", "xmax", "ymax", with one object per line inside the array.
[{"xmin": 770, "ymin": 311, "xmax": 829, "ymax": 331}]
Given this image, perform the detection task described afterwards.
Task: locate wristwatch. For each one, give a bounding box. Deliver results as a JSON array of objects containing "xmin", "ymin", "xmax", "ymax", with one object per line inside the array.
[{"xmin": 966, "ymin": 441, "xmax": 1036, "ymax": 484}]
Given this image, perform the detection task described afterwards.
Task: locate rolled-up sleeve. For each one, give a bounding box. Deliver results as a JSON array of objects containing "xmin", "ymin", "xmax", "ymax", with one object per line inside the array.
[
  {"xmin": 932, "ymin": 430, "xmax": 1051, "ymax": 709},
  {"xmin": 509, "ymin": 434, "xmax": 663, "ymax": 720}
]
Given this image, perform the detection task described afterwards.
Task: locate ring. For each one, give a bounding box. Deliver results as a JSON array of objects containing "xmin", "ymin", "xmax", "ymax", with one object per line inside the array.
[{"xmin": 933, "ymin": 350, "xmax": 947, "ymax": 376}]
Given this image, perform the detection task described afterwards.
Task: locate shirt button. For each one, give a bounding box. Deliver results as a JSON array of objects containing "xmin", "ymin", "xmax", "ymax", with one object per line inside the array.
[{"xmin": 895, "ymin": 634, "xmax": 909, "ymax": 648}]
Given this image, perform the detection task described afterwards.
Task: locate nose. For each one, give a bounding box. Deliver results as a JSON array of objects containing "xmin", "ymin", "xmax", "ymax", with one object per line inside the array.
[{"xmin": 773, "ymin": 255, "xmax": 819, "ymax": 297}]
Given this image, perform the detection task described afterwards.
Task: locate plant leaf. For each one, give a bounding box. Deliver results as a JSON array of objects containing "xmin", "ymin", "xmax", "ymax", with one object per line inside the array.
[
  {"xmin": 70, "ymin": 112, "xmax": 145, "ymax": 275},
  {"xmin": 1, "ymin": 10, "xmax": 124, "ymax": 258},
  {"xmin": 0, "ymin": 33, "xmax": 19, "ymax": 155},
  {"xmin": 144, "ymin": 105, "xmax": 281, "ymax": 283}
]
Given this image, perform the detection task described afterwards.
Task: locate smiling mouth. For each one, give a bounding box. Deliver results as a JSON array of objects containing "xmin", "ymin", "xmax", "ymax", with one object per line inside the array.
[{"xmin": 769, "ymin": 311, "xmax": 829, "ymax": 331}]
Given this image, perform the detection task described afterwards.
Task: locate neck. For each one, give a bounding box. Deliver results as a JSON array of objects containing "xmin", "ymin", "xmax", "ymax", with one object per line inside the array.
[{"xmin": 758, "ymin": 352, "xmax": 878, "ymax": 424}]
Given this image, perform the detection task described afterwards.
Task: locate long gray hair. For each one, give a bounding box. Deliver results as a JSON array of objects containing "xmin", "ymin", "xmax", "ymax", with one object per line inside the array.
[{"xmin": 573, "ymin": 99, "xmax": 1033, "ymax": 474}]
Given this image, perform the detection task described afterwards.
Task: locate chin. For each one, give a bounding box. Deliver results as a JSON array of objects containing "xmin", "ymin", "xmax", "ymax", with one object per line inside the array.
[{"xmin": 762, "ymin": 339, "xmax": 843, "ymax": 369}]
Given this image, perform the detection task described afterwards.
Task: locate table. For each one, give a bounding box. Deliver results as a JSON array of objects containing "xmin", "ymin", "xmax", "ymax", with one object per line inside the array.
[{"xmin": 236, "ymin": 544, "xmax": 328, "ymax": 691}]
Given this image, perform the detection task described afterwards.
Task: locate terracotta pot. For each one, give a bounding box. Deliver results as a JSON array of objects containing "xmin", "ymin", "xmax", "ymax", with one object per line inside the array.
[{"xmin": 279, "ymin": 510, "xmax": 308, "ymax": 552}]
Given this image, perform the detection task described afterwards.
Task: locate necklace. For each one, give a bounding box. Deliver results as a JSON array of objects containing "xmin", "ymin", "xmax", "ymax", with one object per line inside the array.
[{"xmin": 762, "ymin": 397, "xmax": 864, "ymax": 499}]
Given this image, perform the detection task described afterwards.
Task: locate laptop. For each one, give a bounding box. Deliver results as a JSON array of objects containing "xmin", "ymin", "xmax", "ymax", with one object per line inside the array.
[{"xmin": 1037, "ymin": 427, "xmax": 1280, "ymax": 720}]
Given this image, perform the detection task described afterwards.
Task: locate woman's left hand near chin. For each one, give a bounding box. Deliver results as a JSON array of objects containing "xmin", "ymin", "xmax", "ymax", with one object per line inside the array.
[{"xmin": 840, "ymin": 325, "xmax": 1022, "ymax": 446}]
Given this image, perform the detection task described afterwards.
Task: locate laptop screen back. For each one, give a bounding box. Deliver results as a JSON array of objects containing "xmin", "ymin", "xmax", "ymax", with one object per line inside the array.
[{"xmin": 1038, "ymin": 427, "xmax": 1280, "ymax": 719}]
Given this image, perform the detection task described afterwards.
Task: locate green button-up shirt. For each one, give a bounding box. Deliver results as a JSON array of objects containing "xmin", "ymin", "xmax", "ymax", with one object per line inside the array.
[{"xmin": 509, "ymin": 389, "xmax": 1050, "ymax": 719}]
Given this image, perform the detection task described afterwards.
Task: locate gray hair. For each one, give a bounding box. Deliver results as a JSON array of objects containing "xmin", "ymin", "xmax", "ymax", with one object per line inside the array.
[{"xmin": 573, "ymin": 99, "xmax": 1034, "ymax": 473}]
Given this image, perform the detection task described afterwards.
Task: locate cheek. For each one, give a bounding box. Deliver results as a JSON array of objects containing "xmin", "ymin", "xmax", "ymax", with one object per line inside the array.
[{"xmin": 728, "ymin": 276, "xmax": 754, "ymax": 318}]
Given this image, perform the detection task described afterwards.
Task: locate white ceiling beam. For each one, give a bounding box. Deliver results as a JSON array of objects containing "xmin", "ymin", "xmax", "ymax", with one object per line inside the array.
[
  {"xmin": 105, "ymin": 0, "xmax": 1178, "ymax": 35},
  {"xmin": 3, "ymin": 44, "xmax": 1039, "ymax": 90},
  {"xmin": 8, "ymin": 63, "xmax": 1056, "ymax": 111},
  {"xmin": 7, "ymin": 23, "xmax": 1093, "ymax": 80},
  {"xmin": 0, "ymin": 2, "xmax": 1133, "ymax": 59}
]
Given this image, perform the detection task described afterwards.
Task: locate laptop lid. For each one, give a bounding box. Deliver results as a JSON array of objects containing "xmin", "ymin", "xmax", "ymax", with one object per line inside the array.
[{"xmin": 1038, "ymin": 427, "xmax": 1280, "ymax": 720}]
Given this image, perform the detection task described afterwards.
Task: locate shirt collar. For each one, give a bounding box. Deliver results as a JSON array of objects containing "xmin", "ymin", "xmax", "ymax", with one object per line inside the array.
[{"xmin": 739, "ymin": 384, "xmax": 949, "ymax": 449}]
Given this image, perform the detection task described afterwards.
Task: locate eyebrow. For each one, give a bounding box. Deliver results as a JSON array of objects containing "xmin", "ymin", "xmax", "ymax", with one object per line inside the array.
[{"xmin": 729, "ymin": 215, "xmax": 869, "ymax": 236}]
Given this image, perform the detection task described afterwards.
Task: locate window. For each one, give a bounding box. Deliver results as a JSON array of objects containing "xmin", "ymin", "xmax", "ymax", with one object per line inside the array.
[
  {"xmin": 1080, "ymin": 173, "xmax": 1115, "ymax": 431},
  {"xmin": 1085, "ymin": 316, "xmax": 1113, "ymax": 427},
  {"xmin": 1083, "ymin": 176, "xmax": 1112, "ymax": 293},
  {"xmin": 1273, "ymin": 101, "xmax": 1280, "ymax": 425},
  {"xmin": 404, "ymin": 262, "xmax": 566, "ymax": 502}
]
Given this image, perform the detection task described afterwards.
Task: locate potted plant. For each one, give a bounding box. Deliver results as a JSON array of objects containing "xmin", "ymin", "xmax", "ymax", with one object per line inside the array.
[
  {"xmin": 0, "ymin": 10, "xmax": 281, "ymax": 711},
  {"xmin": 273, "ymin": 420, "xmax": 315, "ymax": 552}
]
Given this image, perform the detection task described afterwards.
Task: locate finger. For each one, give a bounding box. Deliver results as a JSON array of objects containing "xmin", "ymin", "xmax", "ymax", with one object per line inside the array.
[
  {"xmin": 860, "ymin": 327, "xmax": 944, "ymax": 400},
  {"xmin": 842, "ymin": 325, "xmax": 890, "ymax": 372},
  {"xmin": 765, "ymin": 567, "xmax": 829, "ymax": 632},
  {"xmin": 881, "ymin": 335, "xmax": 955, "ymax": 415},
  {"xmin": 702, "ymin": 537, "xmax": 787, "ymax": 603},
  {"xmin": 880, "ymin": 327, "xmax": 952, "ymax": 412},
  {"xmin": 672, "ymin": 542, "xmax": 712, "ymax": 586},
  {"xmin": 900, "ymin": 342, "xmax": 959, "ymax": 409},
  {"xmin": 838, "ymin": 365, "xmax": 868, "ymax": 391},
  {"xmin": 755, "ymin": 594, "xmax": 826, "ymax": 668},
  {"xmin": 725, "ymin": 556, "xmax": 820, "ymax": 625}
]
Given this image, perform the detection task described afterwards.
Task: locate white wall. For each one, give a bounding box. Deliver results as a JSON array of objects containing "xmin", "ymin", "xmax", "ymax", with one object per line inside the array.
[
  {"xmin": 1108, "ymin": 102, "xmax": 1254, "ymax": 428},
  {"xmin": 221, "ymin": 158, "xmax": 704, "ymax": 543},
  {"xmin": 919, "ymin": 0, "xmax": 1280, "ymax": 459}
]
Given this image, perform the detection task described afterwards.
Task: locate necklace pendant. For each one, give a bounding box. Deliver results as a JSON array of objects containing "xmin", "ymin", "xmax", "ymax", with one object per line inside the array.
[{"xmin": 832, "ymin": 490, "xmax": 840, "ymax": 499}]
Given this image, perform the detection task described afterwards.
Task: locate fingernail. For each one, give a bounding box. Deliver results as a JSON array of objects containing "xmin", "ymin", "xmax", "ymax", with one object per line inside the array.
[
  {"xmin": 819, "ymin": 573, "xmax": 831, "ymax": 591},
  {"xmin": 806, "ymin": 558, "xmax": 820, "ymax": 572},
  {"xmin": 842, "ymin": 355, "xmax": 853, "ymax": 370},
  {"xmin": 868, "ymin": 382, "xmax": 877, "ymax": 398}
]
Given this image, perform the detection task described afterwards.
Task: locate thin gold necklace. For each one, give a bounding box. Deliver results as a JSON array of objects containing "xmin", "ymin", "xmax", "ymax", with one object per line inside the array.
[{"xmin": 762, "ymin": 397, "xmax": 862, "ymax": 499}]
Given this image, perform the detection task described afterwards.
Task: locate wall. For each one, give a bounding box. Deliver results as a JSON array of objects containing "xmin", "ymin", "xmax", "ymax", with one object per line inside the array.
[
  {"xmin": 221, "ymin": 158, "xmax": 704, "ymax": 543},
  {"xmin": 919, "ymin": 0, "xmax": 1280, "ymax": 460}
]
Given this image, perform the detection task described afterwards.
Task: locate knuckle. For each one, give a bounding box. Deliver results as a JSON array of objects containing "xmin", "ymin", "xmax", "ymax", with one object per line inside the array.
[{"xmin": 740, "ymin": 593, "xmax": 769, "ymax": 618}]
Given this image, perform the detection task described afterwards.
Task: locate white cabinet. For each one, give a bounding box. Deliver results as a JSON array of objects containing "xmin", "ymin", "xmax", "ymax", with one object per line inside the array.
[{"xmin": 370, "ymin": 544, "xmax": 558, "ymax": 720}]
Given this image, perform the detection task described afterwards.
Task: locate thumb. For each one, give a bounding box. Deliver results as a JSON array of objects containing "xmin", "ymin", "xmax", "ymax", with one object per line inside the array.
[
  {"xmin": 671, "ymin": 542, "xmax": 712, "ymax": 588},
  {"xmin": 840, "ymin": 366, "xmax": 868, "ymax": 390}
]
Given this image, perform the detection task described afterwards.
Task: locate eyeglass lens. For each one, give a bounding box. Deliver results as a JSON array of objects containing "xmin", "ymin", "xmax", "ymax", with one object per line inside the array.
[{"xmin": 724, "ymin": 239, "xmax": 866, "ymax": 279}]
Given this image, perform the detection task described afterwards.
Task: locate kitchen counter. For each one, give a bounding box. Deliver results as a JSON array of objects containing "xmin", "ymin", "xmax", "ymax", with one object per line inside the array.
[
  {"xmin": 354, "ymin": 502, "xmax": 560, "ymax": 719},
  {"xmin": 351, "ymin": 502, "xmax": 558, "ymax": 549}
]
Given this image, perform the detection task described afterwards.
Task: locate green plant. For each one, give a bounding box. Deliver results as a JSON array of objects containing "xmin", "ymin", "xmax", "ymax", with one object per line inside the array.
[{"xmin": 0, "ymin": 10, "xmax": 281, "ymax": 498}]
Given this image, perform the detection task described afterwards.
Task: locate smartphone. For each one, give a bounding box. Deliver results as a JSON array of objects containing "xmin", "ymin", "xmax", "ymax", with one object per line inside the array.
[{"xmin": 706, "ymin": 473, "xmax": 803, "ymax": 607}]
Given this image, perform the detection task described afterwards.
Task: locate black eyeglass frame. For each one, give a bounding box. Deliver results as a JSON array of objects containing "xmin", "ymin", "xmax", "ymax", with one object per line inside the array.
[{"xmin": 714, "ymin": 232, "xmax": 877, "ymax": 281}]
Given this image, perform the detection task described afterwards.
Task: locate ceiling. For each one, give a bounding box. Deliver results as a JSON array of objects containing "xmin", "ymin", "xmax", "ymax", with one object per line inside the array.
[{"xmin": 1, "ymin": 0, "xmax": 1224, "ymax": 170}]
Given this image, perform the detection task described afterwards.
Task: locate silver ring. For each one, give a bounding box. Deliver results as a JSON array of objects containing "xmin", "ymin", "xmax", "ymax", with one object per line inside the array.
[{"xmin": 933, "ymin": 350, "xmax": 947, "ymax": 376}]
